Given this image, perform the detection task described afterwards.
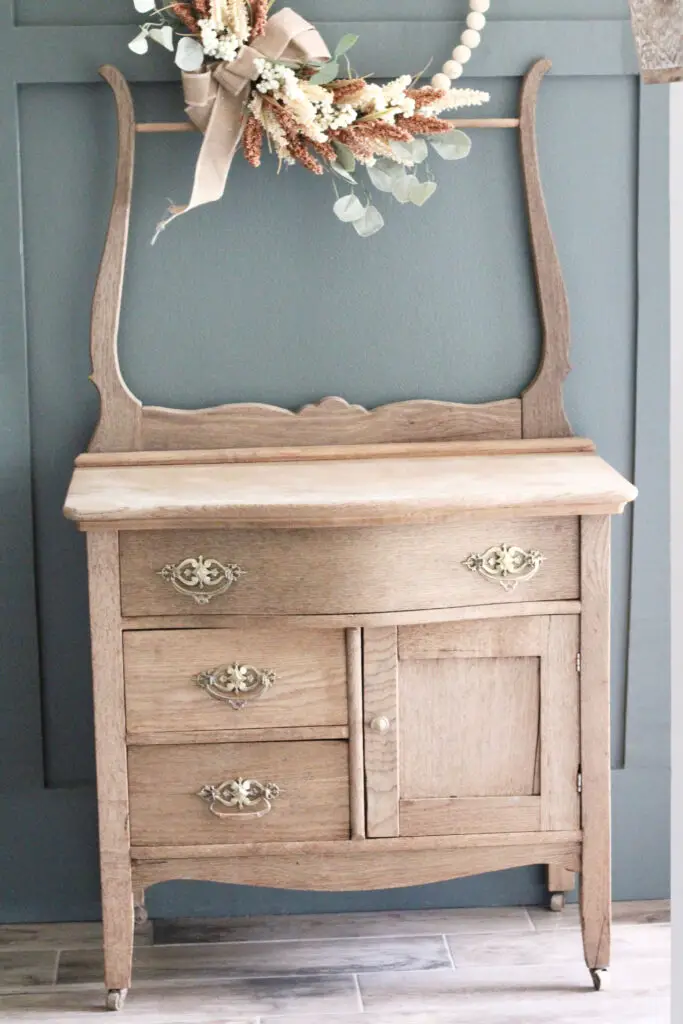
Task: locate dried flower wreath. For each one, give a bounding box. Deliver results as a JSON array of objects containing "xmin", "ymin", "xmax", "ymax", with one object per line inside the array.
[{"xmin": 129, "ymin": 0, "xmax": 490, "ymax": 236}]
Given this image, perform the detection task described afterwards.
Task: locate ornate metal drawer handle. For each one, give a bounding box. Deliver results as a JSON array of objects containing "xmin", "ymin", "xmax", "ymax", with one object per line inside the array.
[
  {"xmin": 194, "ymin": 663, "xmax": 276, "ymax": 710},
  {"xmin": 197, "ymin": 778, "xmax": 281, "ymax": 819},
  {"xmin": 463, "ymin": 543, "xmax": 544, "ymax": 592},
  {"xmin": 157, "ymin": 555, "xmax": 246, "ymax": 605}
]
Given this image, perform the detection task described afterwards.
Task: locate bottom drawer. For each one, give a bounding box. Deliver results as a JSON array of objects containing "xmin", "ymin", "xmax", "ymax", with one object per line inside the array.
[{"xmin": 128, "ymin": 741, "xmax": 350, "ymax": 846}]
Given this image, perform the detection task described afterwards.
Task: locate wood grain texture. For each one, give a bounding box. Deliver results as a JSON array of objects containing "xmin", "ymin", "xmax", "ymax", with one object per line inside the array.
[
  {"xmin": 397, "ymin": 615, "xmax": 580, "ymax": 839},
  {"xmin": 123, "ymin": 627, "xmax": 347, "ymax": 734},
  {"xmin": 398, "ymin": 616, "xmax": 547, "ymax": 660},
  {"xmin": 547, "ymin": 865, "xmax": 576, "ymax": 894},
  {"xmin": 398, "ymin": 655, "xmax": 541, "ymax": 799},
  {"xmin": 128, "ymin": 740, "xmax": 350, "ymax": 846},
  {"xmin": 399, "ymin": 797, "xmax": 542, "ymax": 837},
  {"xmin": 75, "ymin": 437, "xmax": 596, "ymax": 468},
  {"xmin": 86, "ymin": 531, "xmax": 134, "ymax": 992},
  {"xmin": 117, "ymin": 519, "xmax": 580, "ymax": 617},
  {"xmin": 140, "ymin": 396, "xmax": 522, "ymax": 451},
  {"xmin": 363, "ymin": 628, "xmax": 399, "ymax": 838},
  {"xmin": 87, "ymin": 66, "xmax": 141, "ymax": 453},
  {"xmin": 131, "ymin": 830, "xmax": 583, "ymax": 861},
  {"xmin": 345, "ymin": 628, "xmax": 365, "ymax": 840},
  {"xmin": 119, "ymin": 601, "xmax": 583, "ymax": 632},
  {"xmin": 540, "ymin": 616, "xmax": 581, "ymax": 832},
  {"xmin": 518, "ymin": 60, "xmax": 573, "ymax": 440},
  {"xmin": 65, "ymin": 453, "xmax": 637, "ymax": 528},
  {"xmin": 579, "ymin": 515, "xmax": 612, "ymax": 970},
  {"xmin": 131, "ymin": 842, "xmax": 582, "ymax": 892},
  {"xmin": 127, "ymin": 726, "xmax": 349, "ymax": 746}
]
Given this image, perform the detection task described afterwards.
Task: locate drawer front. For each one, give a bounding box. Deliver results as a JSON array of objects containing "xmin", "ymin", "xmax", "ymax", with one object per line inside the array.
[
  {"xmin": 124, "ymin": 628, "xmax": 347, "ymax": 736},
  {"xmin": 119, "ymin": 518, "xmax": 579, "ymax": 617},
  {"xmin": 128, "ymin": 741, "xmax": 350, "ymax": 845}
]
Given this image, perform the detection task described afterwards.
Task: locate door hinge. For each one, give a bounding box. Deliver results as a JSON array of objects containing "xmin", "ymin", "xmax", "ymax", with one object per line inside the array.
[
  {"xmin": 576, "ymin": 652, "xmax": 582, "ymax": 674},
  {"xmin": 577, "ymin": 769, "xmax": 583, "ymax": 794}
]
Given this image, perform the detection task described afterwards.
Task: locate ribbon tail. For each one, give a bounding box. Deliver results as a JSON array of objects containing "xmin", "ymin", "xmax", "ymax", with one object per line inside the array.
[{"xmin": 155, "ymin": 85, "xmax": 248, "ymax": 240}]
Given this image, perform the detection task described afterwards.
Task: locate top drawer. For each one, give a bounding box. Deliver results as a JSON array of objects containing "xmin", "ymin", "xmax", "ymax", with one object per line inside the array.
[{"xmin": 119, "ymin": 518, "xmax": 579, "ymax": 617}]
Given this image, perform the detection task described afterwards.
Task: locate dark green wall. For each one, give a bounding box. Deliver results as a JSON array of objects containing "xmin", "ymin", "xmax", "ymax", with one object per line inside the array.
[{"xmin": 0, "ymin": 0, "xmax": 670, "ymax": 921}]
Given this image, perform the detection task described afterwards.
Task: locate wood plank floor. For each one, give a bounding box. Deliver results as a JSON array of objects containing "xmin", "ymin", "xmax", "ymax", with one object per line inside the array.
[{"xmin": 0, "ymin": 900, "xmax": 669, "ymax": 1021}]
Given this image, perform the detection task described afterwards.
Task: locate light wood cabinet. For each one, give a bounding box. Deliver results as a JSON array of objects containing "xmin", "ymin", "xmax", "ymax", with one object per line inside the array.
[{"xmin": 63, "ymin": 60, "xmax": 637, "ymax": 1010}]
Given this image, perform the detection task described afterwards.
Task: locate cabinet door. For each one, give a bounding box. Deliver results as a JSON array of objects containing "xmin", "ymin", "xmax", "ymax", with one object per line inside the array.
[{"xmin": 363, "ymin": 617, "xmax": 580, "ymax": 839}]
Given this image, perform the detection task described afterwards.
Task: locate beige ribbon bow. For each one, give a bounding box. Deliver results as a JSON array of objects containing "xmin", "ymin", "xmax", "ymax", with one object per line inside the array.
[{"xmin": 162, "ymin": 8, "xmax": 330, "ymax": 230}]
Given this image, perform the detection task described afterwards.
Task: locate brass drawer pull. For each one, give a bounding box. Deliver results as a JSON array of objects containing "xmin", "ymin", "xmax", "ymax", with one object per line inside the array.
[
  {"xmin": 463, "ymin": 543, "xmax": 544, "ymax": 592},
  {"xmin": 157, "ymin": 555, "xmax": 246, "ymax": 605},
  {"xmin": 194, "ymin": 663, "xmax": 276, "ymax": 710},
  {"xmin": 197, "ymin": 778, "xmax": 281, "ymax": 819}
]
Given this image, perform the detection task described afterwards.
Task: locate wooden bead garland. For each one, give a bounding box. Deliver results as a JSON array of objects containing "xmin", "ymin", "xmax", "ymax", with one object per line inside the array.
[{"xmin": 432, "ymin": 0, "xmax": 490, "ymax": 87}]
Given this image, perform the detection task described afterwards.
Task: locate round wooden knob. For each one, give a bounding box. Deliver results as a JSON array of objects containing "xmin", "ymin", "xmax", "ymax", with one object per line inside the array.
[{"xmin": 370, "ymin": 716, "xmax": 391, "ymax": 734}]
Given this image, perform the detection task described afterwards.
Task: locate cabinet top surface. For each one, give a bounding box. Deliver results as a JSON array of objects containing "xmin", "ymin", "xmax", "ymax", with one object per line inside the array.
[{"xmin": 63, "ymin": 448, "xmax": 637, "ymax": 530}]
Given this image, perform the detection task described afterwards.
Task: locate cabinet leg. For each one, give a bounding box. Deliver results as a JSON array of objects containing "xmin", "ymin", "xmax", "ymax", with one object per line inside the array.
[
  {"xmin": 102, "ymin": 886, "xmax": 134, "ymax": 996},
  {"xmin": 579, "ymin": 517, "xmax": 612, "ymax": 987},
  {"xmin": 547, "ymin": 865, "xmax": 574, "ymax": 911},
  {"xmin": 133, "ymin": 887, "xmax": 149, "ymax": 927}
]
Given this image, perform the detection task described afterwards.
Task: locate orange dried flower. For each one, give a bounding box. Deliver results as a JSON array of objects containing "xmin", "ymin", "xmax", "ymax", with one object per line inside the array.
[
  {"xmin": 353, "ymin": 120, "xmax": 412, "ymax": 143},
  {"xmin": 193, "ymin": 0, "xmax": 211, "ymax": 16},
  {"xmin": 249, "ymin": 0, "xmax": 268, "ymax": 39},
  {"xmin": 407, "ymin": 86, "xmax": 448, "ymax": 108},
  {"xmin": 172, "ymin": 2, "xmax": 199, "ymax": 32},
  {"xmin": 308, "ymin": 138, "xmax": 336, "ymax": 163},
  {"xmin": 288, "ymin": 138, "xmax": 324, "ymax": 174},
  {"xmin": 399, "ymin": 114, "xmax": 452, "ymax": 135},
  {"xmin": 242, "ymin": 116, "xmax": 263, "ymax": 167},
  {"xmin": 334, "ymin": 128, "xmax": 376, "ymax": 160},
  {"xmin": 331, "ymin": 79, "xmax": 366, "ymax": 103}
]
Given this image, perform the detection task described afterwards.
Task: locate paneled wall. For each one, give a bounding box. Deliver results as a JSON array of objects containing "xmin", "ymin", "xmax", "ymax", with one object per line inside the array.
[{"xmin": 0, "ymin": 0, "xmax": 670, "ymax": 921}]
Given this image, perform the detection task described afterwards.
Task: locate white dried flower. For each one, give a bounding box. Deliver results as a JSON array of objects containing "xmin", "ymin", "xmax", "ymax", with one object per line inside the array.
[
  {"xmin": 424, "ymin": 87, "xmax": 490, "ymax": 114},
  {"xmin": 198, "ymin": 18, "xmax": 241, "ymax": 62},
  {"xmin": 253, "ymin": 58, "xmax": 303, "ymax": 100}
]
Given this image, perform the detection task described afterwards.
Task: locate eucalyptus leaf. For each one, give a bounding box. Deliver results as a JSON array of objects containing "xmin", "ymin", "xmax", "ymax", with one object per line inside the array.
[
  {"xmin": 367, "ymin": 160, "xmax": 405, "ymax": 193},
  {"xmin": 430, "ymin": 129, "xmax": 472, "ymax": 161},
  {"xmin": 353, "ymin": 205, "xmax": 385, "ymax": 237},
  {"xmin": 333, "ymin": 194, "xmax": 366, "ymax": 223},
  {"xmin": 149, "ymin": 24, "xmax": 174, "ymax": 51},
  {"xmin": 392, "ymin": 173, "xmax": 419, "ymax": 204},
  {"xmin": 335, "ymin": 33, "xmax": 359, "ymax": 57},
  {"xmin": 330, "ymin": 161, "xmax": 357, "ymax": 185},
  {"xmin": 332, "ymin": 141, "xmax": 356, "ymax": 173},
  {"xmin": 128, "ymin": 29, "xmax": 150, "ymax": 54},
  {"xmin": 175, "ymin": 35, "xmax": 204, "ymax": 71},
  {"xmin": 133, "ymin": 0, "xmax": 156, "ymax": 11},
  {"xmin": 409, "ymin": 180, "xmax": 438, "ymax": 206},
  {"xmin": 309, "ymin": 60, "xmax": 340, "ymax": 85},
  {"xmin": 390, "ymin": 138, "xmax": 429, "ymax": 165}
]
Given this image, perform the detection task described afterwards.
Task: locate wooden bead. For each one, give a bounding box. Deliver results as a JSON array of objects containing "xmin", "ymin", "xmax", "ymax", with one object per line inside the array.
[
  {"xmin": 452, "ymin": 44, "xmax": 472, "ymax": 64},
  {"xmin": 469, "ymin": 0, "xmax": 490, "ymax": 11},
  {"xmin": 442, "ymin": 60, "xmax": 463, "ymax": 80},
  {"xmin": 466, "ymin": 11, "xmax": 486, "ymax": 31},
  {"xmin": 431, "ymin": 72, "xmax": 452, "ymax": 91},
  {"xmin": 461, "ymin": 28, "xmax": 481, "ymax": 49}
]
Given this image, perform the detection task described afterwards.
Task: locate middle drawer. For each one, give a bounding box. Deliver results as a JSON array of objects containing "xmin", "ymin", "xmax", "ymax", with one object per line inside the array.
[{"xmin": 124, "ymin": 627, "xmax": 348, "ymax": 736}]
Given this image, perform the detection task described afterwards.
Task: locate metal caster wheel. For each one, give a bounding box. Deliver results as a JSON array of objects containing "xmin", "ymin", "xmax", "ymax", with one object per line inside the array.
[
  {"xmin": 106, "ymin": 988, "xmax": 128, "ymax": 1011},
  {"xmin": 549, "ymin": 892, "xmax": 565, "ymax": 912},
  {"xmin": 134, "ymin": 903, "xmax": 149, "ymax": 926},
  {"xmin": 590, "ymin": 968, "xmax": 610, "ymax": 991}
]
